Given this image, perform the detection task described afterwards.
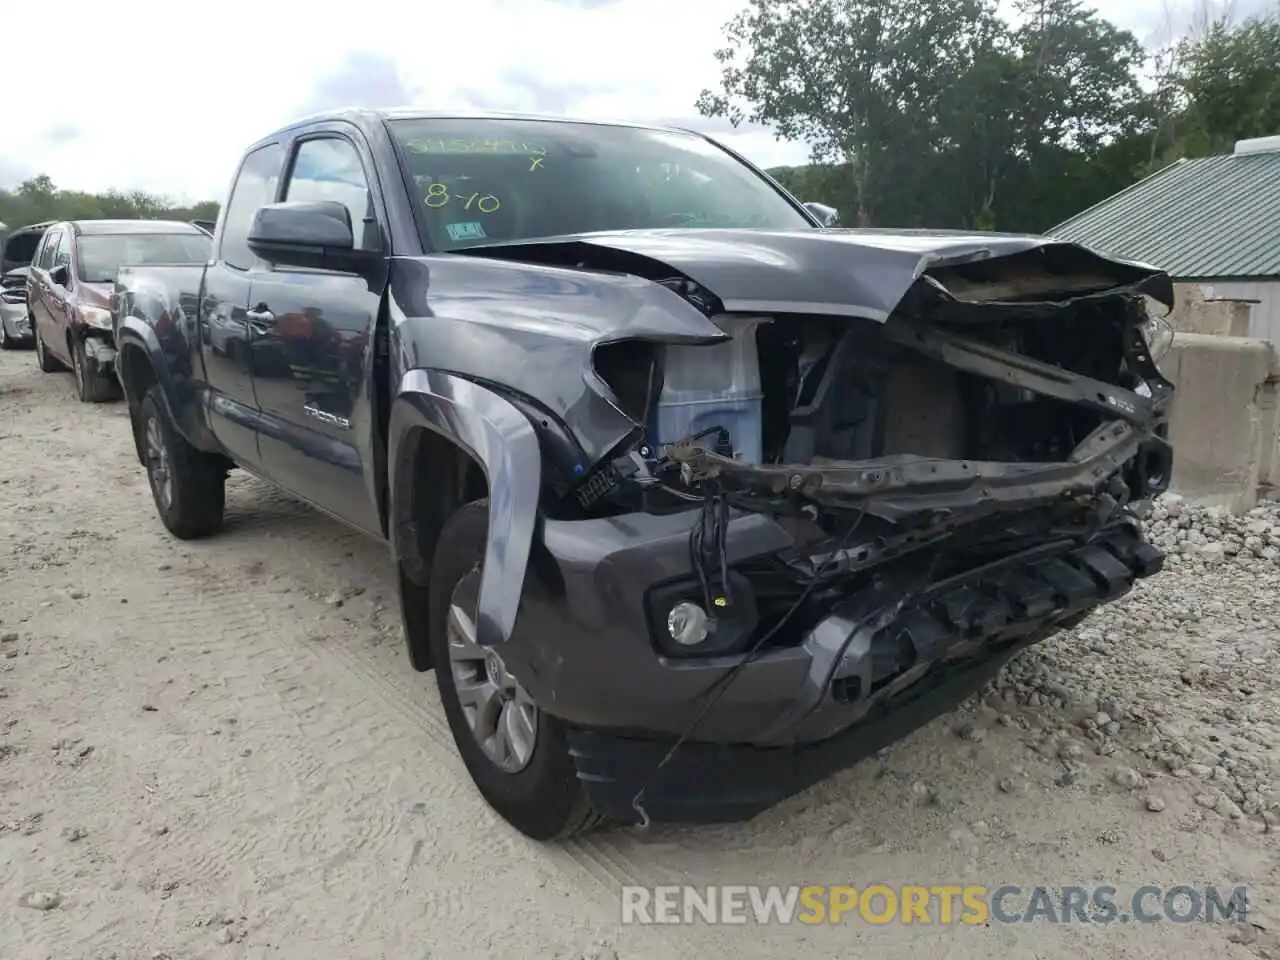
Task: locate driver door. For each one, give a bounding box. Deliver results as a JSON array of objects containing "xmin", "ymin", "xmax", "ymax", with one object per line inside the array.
[{"xmin": 249, "ymin": 131, "xmax": 387, "ymax": 535}]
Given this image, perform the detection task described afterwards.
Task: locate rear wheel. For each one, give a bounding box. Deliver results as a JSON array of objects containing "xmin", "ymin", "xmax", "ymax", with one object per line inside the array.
[
  {"xmin": 139, "ymin": 386, "xmax": 226, "ymax": 539},
  {"xmin": 72, "ymin": 337, "xmax": 120, "ymax": 402},
  {"xmin": 429, "ymin": 501, "xmax": 604, "ymax": 839},
  {"xmin": 34, "ymin": 324, "xmax": 65, "ymax": 372}
]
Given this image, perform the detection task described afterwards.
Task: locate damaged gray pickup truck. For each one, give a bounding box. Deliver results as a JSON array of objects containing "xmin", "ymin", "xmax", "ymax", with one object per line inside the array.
[{"xmin": 110, "ymin": 109, "xmax": 1175, "ymax": 839}]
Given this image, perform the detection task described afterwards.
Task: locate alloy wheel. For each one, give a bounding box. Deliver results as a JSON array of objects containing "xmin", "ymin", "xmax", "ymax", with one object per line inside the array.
[
  {"xmin": 144, "ymin": 416, "xmax": 173, "ymax": 511},
  {"xmin": 447, "ymin": 570, "xmax": 538, "ymax": 773}
]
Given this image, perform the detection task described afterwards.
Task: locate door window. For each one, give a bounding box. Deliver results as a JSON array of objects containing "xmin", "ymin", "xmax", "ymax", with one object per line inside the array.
[
  {"xmin": 220, "ymin": 143, "xmax": 285, "ymax": 271},
  {"xmin": 37, "ymin": 229, "xmax": 60, "ymax": 269},
  {"xmin": 283, "ymin": 137, "xmax": 379, "ymax": 251},
  {"xmin": 52, "ymin": 233, "xmax": 71, "ymax": 270}
]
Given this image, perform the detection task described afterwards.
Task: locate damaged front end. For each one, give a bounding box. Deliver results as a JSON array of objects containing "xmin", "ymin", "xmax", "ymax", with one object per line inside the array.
[{"xmin": 540, "ymin": 236, "xmax": 1174, "ymax": 740}]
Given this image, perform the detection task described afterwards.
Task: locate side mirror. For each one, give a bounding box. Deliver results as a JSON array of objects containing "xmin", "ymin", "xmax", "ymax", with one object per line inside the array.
[
  {"xmin": 803, "ymin": 202, "xmax": 840, "ymax": 228},
  {"xmin": 50, "ymin": 264, "xmax": 70, "ymax": 287},
  {"xmin": 246, "ymin": 201, "xmax": 377, "ymax": 272}
]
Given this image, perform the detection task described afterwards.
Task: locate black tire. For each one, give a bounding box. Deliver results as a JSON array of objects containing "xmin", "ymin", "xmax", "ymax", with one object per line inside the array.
[
  {"xmin": 139, "ymin": 386, "xmax": 226, "ymax": 539},
  {"xmin": 35, "ymin": 324, "xmax": 65, "ymax": 372},
  {"xmin": 429, "ymin": 501, "xmax": 604, "ymax": 840},
  {"xmin": 72, "ymin": 337, "xmax": 121, "ymax": 403},
  {"xmin": 0, "ymin": 323, "xmax": 14, "ymax": 350}
]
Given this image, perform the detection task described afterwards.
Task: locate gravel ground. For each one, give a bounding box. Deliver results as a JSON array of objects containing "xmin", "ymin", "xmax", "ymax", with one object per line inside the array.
[{"xmin": 0, "ymin": 344, "xmax": 1276, "ymax": 959}]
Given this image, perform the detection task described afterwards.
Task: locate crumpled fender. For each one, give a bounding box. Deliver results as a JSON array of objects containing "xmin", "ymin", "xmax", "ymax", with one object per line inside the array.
[{"xmin": 388, "ymin": 367, "xmax": 542, "ymax": 648}]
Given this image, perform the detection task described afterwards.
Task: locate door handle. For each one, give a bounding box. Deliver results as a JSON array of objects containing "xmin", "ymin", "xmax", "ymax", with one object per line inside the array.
[{"xmin": 246, "ymin": 307, "xmax": 276, "ymax": 328}]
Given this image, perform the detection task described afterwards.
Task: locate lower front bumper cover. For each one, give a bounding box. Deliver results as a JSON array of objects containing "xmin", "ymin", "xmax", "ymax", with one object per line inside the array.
[
  {"xmin": 569, "ymin": 638, "xmax": 1021, "ymax": 824},
  {"xmin": 0, "ymin": 307, "xmax": 33, "ymax": 343},
  {"xmin": 83, "ymin": 335, "xmax": 117, "ymax": 372},
  {"xmin": 566, "ymin": 522, "xmax": 1163, "ymax": 825}
]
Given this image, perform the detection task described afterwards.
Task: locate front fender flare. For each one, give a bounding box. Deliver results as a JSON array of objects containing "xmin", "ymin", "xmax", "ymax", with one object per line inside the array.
[
  {"xmin": 389, "ymin": 368, "xmax": 542, "ymax": 648},
  {"xmin": 113, "ymin": 316, "xmax": 204, "ymax": 445},
  {"xmin": 114, "ymin": 316, "xmax": 175, "ymax": 402}
]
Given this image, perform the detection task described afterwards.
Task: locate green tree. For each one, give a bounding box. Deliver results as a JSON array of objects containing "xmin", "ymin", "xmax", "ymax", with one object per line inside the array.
[
  {"xmin": 1178, "ymin": 11, "xmax": 1280, "ymax": 153},
  {"xmin": 0, "ymin": 176, "xmax": 219, "ymax": 239},
  {"xmin": 700, "ymin": 0, "xmax": 1153, "ymax": 232},
  {"xmin": 697, "ymin": 0, "xmax": 1008, "ymax": 226}
]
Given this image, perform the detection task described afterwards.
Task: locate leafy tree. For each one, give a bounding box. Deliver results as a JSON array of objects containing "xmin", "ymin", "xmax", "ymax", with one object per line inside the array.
[
  {"xmin": 0, "ymin": 176, "xmax": 218, "ymax": 239},
  {"xmin": 698, "ymin": 0, "xmax": 1007, "ymax": 227},
  {"xmin": 701, "ymin": 0, "xmax": 1188, "ymax": 232},
  {"xmin": 1178, "ymin": 12, "xmax": 1280, "ymax": 153}
]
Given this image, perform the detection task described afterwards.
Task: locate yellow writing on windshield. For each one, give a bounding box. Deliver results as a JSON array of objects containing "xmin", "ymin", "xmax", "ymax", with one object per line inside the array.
[
  {"xmin": 424, "ymin": 183, "xmax": 502, "ymax": 214},
  {"xmin": 408, "ymin": 138, "xmax": 549, "ymax": 157}
]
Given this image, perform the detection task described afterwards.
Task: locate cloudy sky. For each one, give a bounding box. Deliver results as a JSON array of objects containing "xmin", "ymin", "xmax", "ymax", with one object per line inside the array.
[{"xmin": 0, "ymin": 0, "xmax": 1224, "ymax": 203}]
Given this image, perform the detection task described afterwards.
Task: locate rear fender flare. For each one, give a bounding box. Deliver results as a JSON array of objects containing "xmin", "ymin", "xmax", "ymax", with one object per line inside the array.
[{"xmin": 389, "ymin": 368, "xmax": 542, "ymax": 648}]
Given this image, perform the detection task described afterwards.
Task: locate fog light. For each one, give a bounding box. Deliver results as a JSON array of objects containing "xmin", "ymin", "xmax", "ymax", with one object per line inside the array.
[{"xmin": 667, "ymin": 601, "xmax": 710, "ymax": 646}]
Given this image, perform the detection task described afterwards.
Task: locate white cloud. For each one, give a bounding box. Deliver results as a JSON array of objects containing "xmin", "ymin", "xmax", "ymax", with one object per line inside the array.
[{"xmin": 1, "ymin": 0, "xmax": 1211, "ymax": 202}]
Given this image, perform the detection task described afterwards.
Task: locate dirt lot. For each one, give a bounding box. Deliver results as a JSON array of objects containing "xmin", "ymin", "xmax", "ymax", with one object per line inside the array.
[{"xmin": 0, "ymin": 344, "xmax": 1277, "ymax": 959}]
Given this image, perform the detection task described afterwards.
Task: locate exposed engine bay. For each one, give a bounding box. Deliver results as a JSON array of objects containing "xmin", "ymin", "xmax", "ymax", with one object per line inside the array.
[
  {"xmin": 582, "ymin": 258, "xmax": 1173, "ymax": 512},
  {"xmin": 570, "ymin": 241, "xmax": 1175, "ymax": 656}
]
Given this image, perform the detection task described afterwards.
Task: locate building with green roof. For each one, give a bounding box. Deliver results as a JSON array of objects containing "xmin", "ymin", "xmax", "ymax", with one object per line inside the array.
[{"xmin": 1051, "ymin": 135, "xmax": 1280, "ymax": 339}]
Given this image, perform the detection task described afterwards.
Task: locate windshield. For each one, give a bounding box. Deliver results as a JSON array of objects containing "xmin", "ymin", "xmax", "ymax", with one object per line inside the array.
[
  {"xmin": 76, "ymin": 233, "xmax": 211, "ymax": 284},
  {"xmin": 387, "ymin": 117, "xmax": 812, "ymax": 251}
]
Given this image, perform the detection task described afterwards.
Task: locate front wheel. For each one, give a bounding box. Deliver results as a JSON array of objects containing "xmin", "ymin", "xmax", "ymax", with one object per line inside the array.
[
  {"xmin": 428, "ymin": 501, "xmax": 603, "ymax": 839},
  {"xmin": 139, "ymin": 386, "xmax": 227, "ymax": 539}
]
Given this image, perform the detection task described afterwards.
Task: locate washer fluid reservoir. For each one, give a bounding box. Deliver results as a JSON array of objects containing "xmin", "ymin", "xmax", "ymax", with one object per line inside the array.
[{"xmin": 653, "ymin": 315, "xmax": 769, "ymax": 464}]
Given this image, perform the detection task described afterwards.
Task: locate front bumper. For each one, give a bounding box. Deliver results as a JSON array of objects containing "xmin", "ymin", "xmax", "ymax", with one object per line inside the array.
[
  {"xmin": 569, "ymin": 633, "xmax": 1026, "ymax": 824},
  {"xmin": 0, "ymin": 302, "xmax": 33, "ymax": 343},
  {"xmin": 502, "ymin": 513, "xmax": 1161, "ymax": 822},
  {"xmin": 81, "ymin": 333, "xmax": 118, "ymax": 374}
]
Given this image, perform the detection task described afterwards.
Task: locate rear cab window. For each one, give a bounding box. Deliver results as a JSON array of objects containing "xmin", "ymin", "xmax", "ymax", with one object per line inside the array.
[{"xmin": 385, "ymin": 118, "xmax": 810, "ymax": 252}]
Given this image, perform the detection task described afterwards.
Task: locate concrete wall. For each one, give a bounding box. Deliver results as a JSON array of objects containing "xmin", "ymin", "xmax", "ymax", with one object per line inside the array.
[
  {"xmin": 1156, "ymin": 280, "xmax": 1280, "ymax": 341},
  {"xmin": 1203, "ymin": 280, "xmax": 1280, "ymax": 342},
  {"xmin": 1161, "ymin": 333, "xmax": 1280, "ymax": 511},
  {"xmin": 1160, "ymin": 282, "xmax": 1255, "ymax": 336}
]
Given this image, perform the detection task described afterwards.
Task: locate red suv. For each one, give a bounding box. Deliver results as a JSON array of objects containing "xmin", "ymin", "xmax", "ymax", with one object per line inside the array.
[{"xmin": 29, "ymin": 220, "xmax": 210, "ymax": 401}]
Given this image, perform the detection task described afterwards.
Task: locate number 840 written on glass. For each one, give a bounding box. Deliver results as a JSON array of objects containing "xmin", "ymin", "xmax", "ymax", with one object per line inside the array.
[{"xmin": 424, "ymin": 183, "xmax": 501, "ymax": 213}]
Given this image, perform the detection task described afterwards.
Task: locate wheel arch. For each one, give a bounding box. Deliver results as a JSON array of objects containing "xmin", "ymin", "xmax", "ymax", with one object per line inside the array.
[
  {"xmin": 116, "ymin": 330, "xmax": 168, "ymax": 462},
  {"xmin": 113, "ymin": 317, "xmax": 214, "ymax": 454},
  {"xmin": 389, "ymin": 369, "xmax": 543, "ymax": 669}
]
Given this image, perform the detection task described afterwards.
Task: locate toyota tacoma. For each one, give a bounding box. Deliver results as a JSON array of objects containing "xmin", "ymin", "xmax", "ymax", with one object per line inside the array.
[{"xmin": 110, "ymin": 109, "xmax": 1175, "ymax": 839}]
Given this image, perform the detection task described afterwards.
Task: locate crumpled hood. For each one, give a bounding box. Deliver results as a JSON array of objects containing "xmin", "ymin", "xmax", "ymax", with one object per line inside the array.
[
  {"xmin": 457, "ymin": 227, "xmax": 1175, "ymax": 320},
  {"xmin": 76, "ymin": 282, "xmax": 114, "ymax": 308},
  {"xmin": 391, "ymin": 224, "xmax": 1175, "ymax": 479}
]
